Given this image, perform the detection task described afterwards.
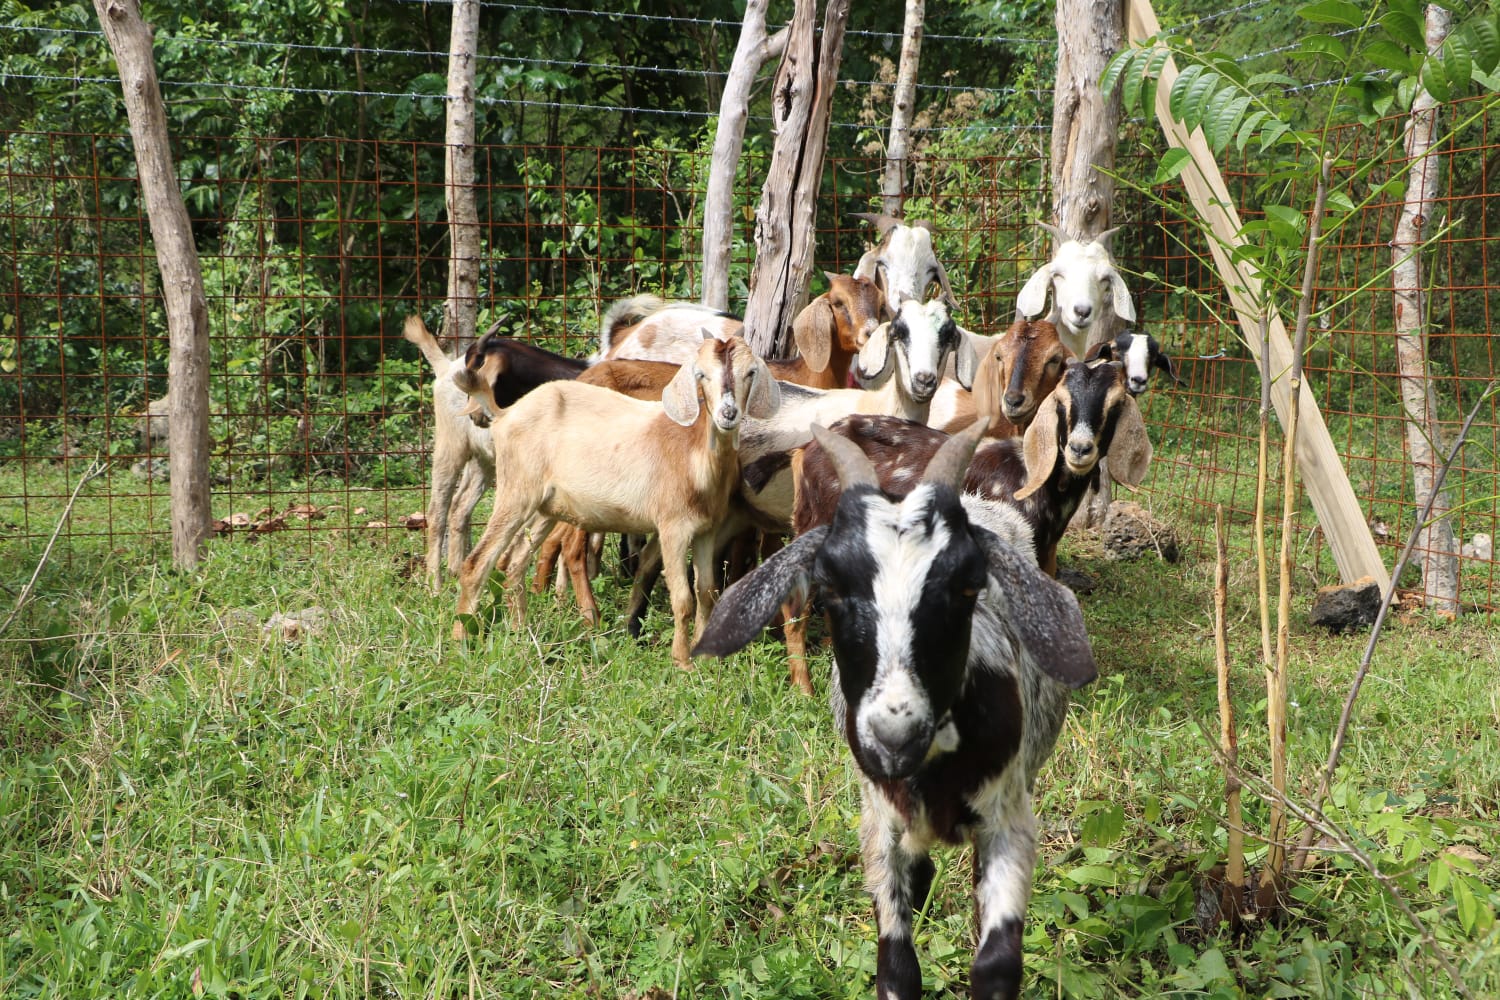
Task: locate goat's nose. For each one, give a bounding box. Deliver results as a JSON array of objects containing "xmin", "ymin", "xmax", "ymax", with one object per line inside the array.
[
  {"xmin": 1003, "ymin": 390, "xmax": 1026, "ymax": 410},
  {"xmin": 1128, "ymin": 377, "xmax": 1148, "ymax": 395},
  {"xmin": 1072, "ymin": 302, "xmax": 1093, "ymax": 322},
  {"xmin": 718, "ymin": 402, "xmax": 740, "ymax": 423},
  {"xmin": 870, "ymin": 706, "xmax": 927, "ymax": 763},
  {"xmin": 913, "ymin": 371, "xmax": 938, "ymax": 393}
]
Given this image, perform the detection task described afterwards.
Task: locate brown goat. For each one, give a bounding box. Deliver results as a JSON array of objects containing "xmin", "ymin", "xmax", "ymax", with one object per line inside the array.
[{"xmin": 930, "ymin": 318, "xmax": 1072, "ymax": 438}]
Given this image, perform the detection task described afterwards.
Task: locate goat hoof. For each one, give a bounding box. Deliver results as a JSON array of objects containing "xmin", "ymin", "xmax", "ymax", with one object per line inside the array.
[{"xmin": 451, "ymin": 620, "xmax": 470, "ymax": 642}]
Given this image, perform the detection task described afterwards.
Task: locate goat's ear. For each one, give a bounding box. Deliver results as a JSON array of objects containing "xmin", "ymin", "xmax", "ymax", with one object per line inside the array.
[
  {"xmin": 1107, "ymin": 398, "xmax": 1154, "ymax": 488},
  {"xmin": 746, "ymin": 357, "xmax": 781, "ymax": 418},
  {"xmin": 971, "ymin": 527, "xmax": 1098, "ymax": 689},
  {"xmin": 1016, "ymin": 263, "xmax": 1054, "ymax": 320},
  {"xmin": 856, "ymin": 322, "xmax": 892, "ymax": 383},
  {"xmin": 1086, "ymin": 339, "xmax": 1115, "ymax": 362},
  {"xmin": 952, "ymin": 324, "xmax": 980, "ymax": 390},
  {"xmin": 661, "ymin": 362, "xmax": 701, "ymax": 426},
  {"xmin": 1155, "ymin": 348, "xmax": 1186, "ymax": 386},
  {"xmin": 1015, "ymin": 396, "xmax": 1062, "ymax": 501},
  {"xmin": 1108, "ymin": 270, "xmax": 1137, "ymax": 323},
  {"xmin": 693, "ymin": 527, "xmax": 829, "ymax": 659},
  {"xmin": 970, "ymin": 339, "xmax": 1003, "ymax": 425},
  {"xmin": 792, "ymin": 296, "xmax": 834, "ymax": 373}
]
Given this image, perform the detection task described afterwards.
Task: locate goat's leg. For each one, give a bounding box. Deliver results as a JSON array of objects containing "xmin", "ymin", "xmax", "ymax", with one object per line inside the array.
[
  {"xmin": 860, "ymin": 792, "xmax": 933, "ymax": 1000},
  {"xmin": 447, "ymin": 459, "xmax": 489, "ymax": 573},
  {"xmin": 564, "ymin": 525, "xmax": 600, "ymax": 626},
  {"xmin": 690, "ymin": 527, "xmax": 718, "ymax": 645},
  {"xmin": 780, "ymin": 583, "xmax": 815, "ymax": 695},
  {"xmin": 532, "ymin": 522, "xmax": 570, "ymax": 595},
  {"xmin": 968, "ymin": 780, "xmax": 1037, "ymax": 1000},
  {"xmin": 654, "ymin": 526, "xmax": 696, "ymax": 668},
  {"xmin": 425, "ymin": 446, "xmax": 468, "ymax": 591},
  {"xmin": 625, "ymin": 536, "xmax": 663, "ymax": 639},
  {"xmin": 453, "ymin": 503, "xmax": 534, "ymax": 641}
]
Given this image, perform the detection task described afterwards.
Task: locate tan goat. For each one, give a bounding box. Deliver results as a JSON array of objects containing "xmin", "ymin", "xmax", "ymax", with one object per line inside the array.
[{"xmin": 451, "ymin": 334, "xmax": 779, "ymax": 667}]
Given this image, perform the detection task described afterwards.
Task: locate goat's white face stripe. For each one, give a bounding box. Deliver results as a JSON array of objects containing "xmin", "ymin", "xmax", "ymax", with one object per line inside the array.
[
  {"xmin": 857, "ymin": 486, "xmax": 949, "ymax": 746},
  {"xmin": 1124, "ymin": 334, "xmax": 1151, "ymax": 387}
]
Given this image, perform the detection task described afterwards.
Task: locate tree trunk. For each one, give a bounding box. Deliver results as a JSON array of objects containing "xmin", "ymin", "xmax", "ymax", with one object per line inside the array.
[
  {"xmin": 94, "ymin": 0, "xmax": 211, "ymax": 570},
  {"xmin": 445, "ymin": 0, "xmax": 482, "ymax": 350},
  {"xmin": 1392, "ymin": 5, "xmax": 1459, "ymax": 613},
  {"xmin": 880, "ymin": 0, "xmax": 925, "ymax": 216},
  {"xmin": 1054, "ymin": 0, "xmax": 1125, "ymax": 527},
  {"xmin": 741, "ymin": 0, "xmax": 850, "ymax": 360},
  {"xmin": 701, "ymin": 1, "xmax": 788, "ymax": 312}
]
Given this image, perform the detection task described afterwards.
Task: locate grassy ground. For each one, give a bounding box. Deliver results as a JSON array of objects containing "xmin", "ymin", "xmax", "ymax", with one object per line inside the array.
[{"xmin": 2, "ymin": 464, "xmax": 1498, "ymax": 999}]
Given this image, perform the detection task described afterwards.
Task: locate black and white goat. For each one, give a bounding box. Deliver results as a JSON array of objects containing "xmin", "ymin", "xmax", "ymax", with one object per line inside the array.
[
  {"xmin": 1084, "ymin": 327, "xmax": 1183, "ymax": 396},
  {"xmin": 1015, "ymin": 223, "xmax": 1136, "ymax": 360},
  {"xmin": 694, "ymin": 420, "xmax": 1097, "ymax": 1000}
]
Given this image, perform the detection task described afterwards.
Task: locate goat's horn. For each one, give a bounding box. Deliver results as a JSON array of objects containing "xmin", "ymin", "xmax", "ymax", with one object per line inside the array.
[
  {"xmin": 922, "ymin": 417, "xmax": 990, "ymax": 492},
  {"xmin": 1093, "ymin": 225, "xmax": 1122, "ymax": 248},
  {"xmin": 811, "ymin": 423, "xmax": 880, "ymax": 492},
  {"xmin": 851, "ymin": 211, "xmax": 904, "ymax": 236},
  {"xmin": 1035, "ymin": 221, "xmax": 1068, "ymax": 243}
]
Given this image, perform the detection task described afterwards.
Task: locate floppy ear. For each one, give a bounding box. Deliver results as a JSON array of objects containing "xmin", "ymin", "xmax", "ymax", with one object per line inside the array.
[
  {"xmin": 1109, "ymin": 270, "xmax": 1137, "ymax": 323},
  {"xmin": 791, "ymin": 296, "xmax": 834, "ymax": 373},
  {"xmin": 661, "ymin": 362, "xmax": 701, "ymax": 426},
  {"xmin": 1015, "ymin": 395, "xmax": 1062, "ymax": 501},
  {"xmin": 971, "ymin": 526, "xmax": 1098, "ymax": 689},
  {"xmin": 952, "ymin": 324, "xmax": 979, "ymax": 390},
  {"xmin": 746, "ymin": 357, "xmax": 781, "ymax": 418},
  {"xmin": 1155, "ymin": 348, "xmax": 1186, "ymax": 386},
  {"xmin": 970, "ymin": 341, "xmax": 1003, "ymax": 426},
  {"xmin": 856, "ymin": 322, "xmax": 892, "ymax": 383},
  {"xmin": 1106, "ymin": 398, "xmax": 1154, "ymax": 488},
  {"xmin": 1016, "ymin": 263, "xmax": 1055, "ymax": 319},
  {"xmin": 1086, "ymin": 339, "xmax": 1116, "ymax": 363},
  {"xmin": 693, "ymin": 526, "xmax": 829, "ymax": 658}
]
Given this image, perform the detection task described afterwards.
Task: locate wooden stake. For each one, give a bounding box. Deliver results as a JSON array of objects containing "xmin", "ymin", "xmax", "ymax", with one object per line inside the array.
[{"xmin": 1214, "ymin": 505, "xmax": 1245, "ymax": 895}]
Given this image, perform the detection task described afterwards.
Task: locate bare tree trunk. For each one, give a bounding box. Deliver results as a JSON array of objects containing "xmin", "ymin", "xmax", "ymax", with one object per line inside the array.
[
  {"xmin": 879, "ymin": 0, "xmax": 925, "ymax": 216},
  {"xmin": 445, "ymin": 0, "xmax": 481, "ymax": 349},
  {"xmin": 1054, "ymin": 0, "xmax": 1125, "ymax": 527},
  {"xmin": 1392, "ymin": 5, "xmax": 1459, "ymax": 613},
  {"xmin": 741, "ymin": 0, "xmax": 850, "ymax": 360},
  {"xmin": 94, "ymin": 0, "xmax": 211, "ymax": 570},
  {"xmin": 701, "ymin": 1, "xmax": 788, "ymax": 312}
]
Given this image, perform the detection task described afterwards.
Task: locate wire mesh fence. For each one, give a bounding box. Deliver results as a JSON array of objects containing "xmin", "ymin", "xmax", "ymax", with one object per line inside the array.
[{"xmin": 2, "ymin": 111, "xmax": 1498, "ymax": 607}]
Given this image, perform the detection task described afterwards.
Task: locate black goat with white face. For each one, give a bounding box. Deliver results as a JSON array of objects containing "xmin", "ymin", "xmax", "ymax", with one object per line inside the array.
[
  {"xmin": 695, "ymin": 421, "xmax": 1097, "ymax": 1000},
  {"xmin": 1085, "ymin": 327, "xmax": 1182, "ymax": 396}
]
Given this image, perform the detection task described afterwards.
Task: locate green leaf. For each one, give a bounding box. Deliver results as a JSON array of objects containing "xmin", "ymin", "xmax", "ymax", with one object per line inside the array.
[
  {"xmin": 1422, "ymin": 54, "xmax": 1452, "ymax": 101},
  {"xmin": 1298, "ymin": 33, "xmax": 1350, "ymax": 63},
  {"xmin": 1169, "ymin": 64, "xmax": 1205, "ymax": 125},
  {"xmin": 1264, "ymin": 204, "xmax": 1307, "ymax": 245},
  {"xmin": 1464, "ymin": 17, "xmax": 1500, "ymax": 74},
  {"xmin": 1443, "ymin": 35, "xmax": 1473, "ymax": 94},
  {"xmin": 1236, "ymin": 110, "xmax": 1270, "ymax": 152},
  {"xmin": 1326, "ymin": 190, "xmax": 1355, "ymax": 214},
  {"xmin": 1453, "ymin": 874, "xmax": 1478, "ymax": 934},
  {"xmin": 1206, "ymin": 94, "xmax": 1252, "ymax": 153},
  {"xmin": 1247, "ymin": 71, "xmax": 1301, "ymax": 91},
  {"xmin": 1081, "ymin": 802, "xmax": 1126, "ymax": 846},
  {"xmin": 1364, "ymin": 39, "xmax": 1415, "ymax": 74},
  {"xmin": 1183, "ymin": 70, "xmax": 1222, "ymax": 133},
  {"xmin": 1259, "ymin": 119, "xmax": 1292, "ymax": 151},
  {"xmin": 1154, "ymin": 147, "xmax": 1192, "ymax": 185},
  {"xmin": 1299, "ymin": 0, "xmax": 1364, "ymax": 28},
  {"xmin": 1382, "ymin": 10, "xmax": 1425, "ymax": 51}
]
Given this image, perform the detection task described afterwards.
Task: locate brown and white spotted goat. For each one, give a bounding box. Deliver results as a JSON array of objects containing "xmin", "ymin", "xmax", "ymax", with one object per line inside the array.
[{"xmin": 694, "ymin": 421, "xmax": 1097, "ymax": 1000}]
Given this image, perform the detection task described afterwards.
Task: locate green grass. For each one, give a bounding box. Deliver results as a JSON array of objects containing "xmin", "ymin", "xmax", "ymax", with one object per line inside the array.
[{"xmin": 2, "ymin": 463, "xmax": 1499, "ymax": 999}]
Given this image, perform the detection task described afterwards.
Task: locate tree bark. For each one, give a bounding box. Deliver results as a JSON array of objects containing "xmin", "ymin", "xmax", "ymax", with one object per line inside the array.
[
  {"xmin": 741, "ymin": 0, "xmax": 850, "ymax": 359},
  {"xmin": 1054, "ymin": 0, "xmax": 1125, "ymax": 527},
  {"xmin": 880, "ymin": 0, "xmax": 925, "ymax": 216},
  {"xmin": 1392, "ymin": 5, "xmax": 1459, "ymax": 613},
  {"xmin": 94, "ymin": 0, "xmax": 211, "ymax": 570},
  {"xmin": 445, "ymin": 0, "xmax": 482, "ymax": 349},
  {"xmin": 701, "ymin": 1, "xmax": 788, "ymax": 312}
]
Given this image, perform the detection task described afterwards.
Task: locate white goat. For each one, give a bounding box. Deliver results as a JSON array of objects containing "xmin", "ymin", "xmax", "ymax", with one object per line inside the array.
[
  {"xmin": 451, "ymin": 334, "xmax": 779, "ymax": 667},
  {"xmin": 591, "ymin": 295, "xmax": 742, "ymax": 364},
  {"xmin": 851, "ymin": 212, "xmax": 959, "ymax": 317},
  {"xmin": 1016, "ymin": 222, "xmax": 1136, "ymax": 360}
]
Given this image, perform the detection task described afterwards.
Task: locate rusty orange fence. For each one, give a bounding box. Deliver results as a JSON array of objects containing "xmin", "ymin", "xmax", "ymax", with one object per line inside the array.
[{"xmin": 2, "ymin": 119, "xmax": 1497, "ymax": 608}]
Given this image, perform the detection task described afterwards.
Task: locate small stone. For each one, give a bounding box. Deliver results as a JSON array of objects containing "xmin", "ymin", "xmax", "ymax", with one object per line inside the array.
[
  {"xmin": 1101, "ymin": 501, "xmax": 1180, "ymax": 563},
  {"xmin": 1309, "ymin": 576, "xmax": 1382, "ymax": 633}
]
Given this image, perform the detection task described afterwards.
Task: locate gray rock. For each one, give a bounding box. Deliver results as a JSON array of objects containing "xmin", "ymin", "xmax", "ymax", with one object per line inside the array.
[
  {"xmin": 1101, "ymin": 500, "xmax": 1180, "ymax": 563},
  {"xmin": 1308, "ymin": 575, "xmax": 1382, "ymax": 633}
]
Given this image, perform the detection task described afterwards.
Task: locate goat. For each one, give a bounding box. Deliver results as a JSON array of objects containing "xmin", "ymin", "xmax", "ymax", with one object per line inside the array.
[
  {"xmin": 403, "ymin": 317, "xmax": 589, "ymax": 590},
  {"xmin": 781, "ymin": 359, "xmax": 1151, "ymax": 689},
  {"xmin": 694, "ymin": 420, "xmax": 1098, "ymax": 1000},
  {"xmin": 1016, "ymin": 223, "xmax": 1136, "ymax": 360},
  {"xmin": 597, "ymin": 275, "xmax": 885, "ymax": 392},
  {"xmin": 451, "ymin": 333, "xmax": 779, "ymax": 667},
  {"xmin": 852, "ymin": 213, "xmax": 959, "ymax": 316},
  {"xmin": 1085, "ymin": 327, "xmax": 1183, "ymax": 396},
  {"xmin": 926, "ymin": 318, "xmax": 1072, "ymax": 437}
]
